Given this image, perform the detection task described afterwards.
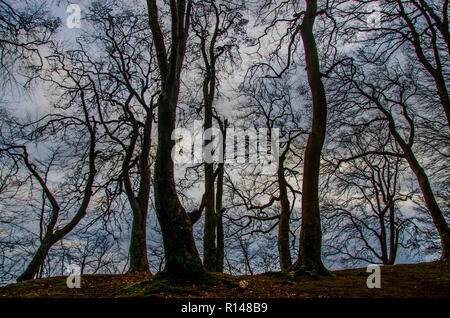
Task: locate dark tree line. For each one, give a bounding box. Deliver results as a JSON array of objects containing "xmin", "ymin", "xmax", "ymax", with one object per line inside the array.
[{"xmin": 0, "ymin": 0, "xmax": 448, "ymax": 284}]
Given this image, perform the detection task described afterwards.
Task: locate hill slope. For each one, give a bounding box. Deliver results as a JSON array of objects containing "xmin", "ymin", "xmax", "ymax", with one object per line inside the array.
[{"xmin": 0, "ymin": 261, "xmax": 449, "ymax": 298}]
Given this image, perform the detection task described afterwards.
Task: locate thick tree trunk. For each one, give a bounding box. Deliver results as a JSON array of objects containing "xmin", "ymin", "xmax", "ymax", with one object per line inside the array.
[
  {"xmin": 153, "ymin": 92, "xmax": 205, "ymax": 281},
  {"xmin": 158, "ymin": 208, "xmax": 205, "ymax": 281},
  {"xmin": 147, "ymin": 0, "xmax": 205, "ymax": 281},
  {"xmin": 291, "ymin": 0, "xmax": 329, "ymax": 275}
]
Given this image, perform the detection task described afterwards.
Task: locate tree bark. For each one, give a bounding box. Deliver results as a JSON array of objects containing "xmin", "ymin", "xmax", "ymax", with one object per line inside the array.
[
  {"xmin": 124, "ymin": 115, "xmax": 153, "ymax": 273},
  {"xmin": 147, "ymin": 0, "xmax": 205, "ymax": 281},
  {"xmin": 128, "ymin": 208, "xmax": 150, "ymax": 273},
  {"xmin": 214, "ymin": 120, "xmax": 227, "ymax": 273},
  {"xmin": 17, "ymin": 237, "xmax": 55, "ymax": 282},
  {"xmin": 203, "ymin": 70, "xmax": 217, "ymax": 272},
  {"xmin": 388, "ymin": 203, "xmax": 398, "ymax": 265},
  {"xmin": 216, "ymin": 214, "xmax": 224, "ymax": 272},
  {"xmin": 277, "ymin": 157, "xmax": 292, "ymax": 271},
  {"xmin": 154, "ymin": 91, "xmax": 205, "ymax": 281},
  {"xmin": 291, "ymin": 0, "xmax": 329, "ymax": 275}
]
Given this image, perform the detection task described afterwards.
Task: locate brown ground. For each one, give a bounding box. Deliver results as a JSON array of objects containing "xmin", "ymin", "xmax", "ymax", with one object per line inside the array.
[{"xmin": 0, "ymin": 261, "xmax": 449, "ymax": 298}]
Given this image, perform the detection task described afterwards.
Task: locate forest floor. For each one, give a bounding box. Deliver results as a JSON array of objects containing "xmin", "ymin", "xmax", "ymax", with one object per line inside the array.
[{"xmin": 0, "ymin": 260, "xmax": 449, "ymax": 298}]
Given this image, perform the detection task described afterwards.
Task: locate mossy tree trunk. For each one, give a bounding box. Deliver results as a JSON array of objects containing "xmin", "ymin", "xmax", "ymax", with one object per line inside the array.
[
  {"xmin": 153, "ymin": 92, "xmax": 205, "ymax": 281},
  {"xmin": 146, "ymin": 0, "xmax": 206, "ymax": 281}
]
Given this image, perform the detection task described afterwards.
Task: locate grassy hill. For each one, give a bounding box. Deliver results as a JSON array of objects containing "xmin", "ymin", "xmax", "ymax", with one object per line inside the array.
[{"xmin": 0, "ymin": 261, "xmax": 449, "ymax": 298}]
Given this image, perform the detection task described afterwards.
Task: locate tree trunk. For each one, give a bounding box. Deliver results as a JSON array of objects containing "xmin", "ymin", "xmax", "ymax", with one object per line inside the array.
[
  {"xmin": 379, "ymin": 214, "xmax": 389, "ymax": 265},
  {"xmin": 403, "ymin": 148, "xmax": 450, "ymax": 259},
  {"xmin": 17, "ymin": 237, "xmax": 54, "ymax": 282},
  {"xmin": 128, "ymin": 208, "xmax": 150, "ymax": 272},
  {"xmin": 203, "ymin": 77, "xmax": 217, "ymax": 271},
  {"xmin": 17, "ymin": 128, "xmax": 97, "ymax": 282},
  {"xmin": 216, "ymin": 215, "xmax": 224, "ymax": 272},
  {"xmin": 277, "ymin": 159, "xmax": 292, "ymax": 271},
  {"xmin": 357, "ymin": 82, "xmax": 450, "ymax": 260},
  {"xmin": 291, "ymin": 0, "xmax": 329, "ymax": 275},
  {"xmin": 153, "ymin": 92, "xmax": 205, "ymax": 281},
  {"xmin": 388, "ymin": 203, "xmax": 398, "ymax": 265},
  {"xmin": 147, "ymin": 0, "xmax": 205, "ymax": 281},
  {"xmin": 124, "ymin": 116, "xmax": 152, "ymax": 273},
  {"xmin": 214, "ymin": 121, "xmax": 226, "ymax": 273},
  {"xmin": 383, "ymin": 113, "xmax": 450, "ymax": 259}
]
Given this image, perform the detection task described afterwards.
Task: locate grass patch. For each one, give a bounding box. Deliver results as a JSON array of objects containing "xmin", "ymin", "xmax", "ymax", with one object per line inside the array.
[{"xmin": 115, "ymin": 272, "xmax": 238, "ymax": 297}]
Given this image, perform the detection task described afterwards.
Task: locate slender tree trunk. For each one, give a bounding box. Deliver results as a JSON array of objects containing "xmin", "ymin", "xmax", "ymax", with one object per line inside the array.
[
  {"xmin": 371, "ymin": 95, "xmax": 450, "ymax": 259},
  {"xmin": 128, "ymin": 208, "xmax": 150, "ymax": 272},
  {"xmin": 388, "ymin": 203, "xmax": 398, "ymax": 265},
  {"xmin": 277, "ymin": 159, "xmax": 292, "ymax": 271},
  {"xmin": 203, "ymin": 76, "xmax": 217, "ymax": 271},
  {"xmin": 214, "ymin": 121, "xmax": 226, "ymax": 273},
  {"xmin": 17, "ymin": 237, "xmax": 55, "ymax": 282},
  {"xmin": 402, "ymin": 147, "xmax": 450, "ymax": 259},
  {"xmin": 215, "ymin": 161, "xmax": 224, "ymax": 273},
  {"xmin": 216, "ymin": 215, "xmax": 224, "ymax": 272},
  {"xmin": 17, "ymin": 123, "xmax": 97, "ymax": 282},
  {"xmin": 291, "ymin": 0, "xmax": 329, "ymax": 275},
  {"xmin": 379, "ymin": 214, "xmax": 389, "ymax": 265},
  {"xmin": 147, "ymin": 0, "xmax": 205, "ymax": 281}
]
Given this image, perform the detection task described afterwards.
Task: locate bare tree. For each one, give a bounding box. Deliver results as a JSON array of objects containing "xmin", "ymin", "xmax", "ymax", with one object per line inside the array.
[
  {"xmin": 251, "ymin": 0, "xmax": 351, "ymax": 275},
  {"xmin": 0, "ymin": 0, "xmax": 59, "ymax": 87},
  {"xmin": 324, "ymin": 146, "xmax": 418, "ymax": 265},
  {"xmin": 341, "ymin": 0, "xmax": 450, "ymax": 129},
  {"xmin": 1, "ymin": 50, "xmax": 100, "ymax": 281},
  {"xmin": 332, "ymin": 59, "xmax": 450, "ymax": 259},
  {"xmin": 78, "ymin": 1, "xmax": 159, "ymax": 273},
  {"xmin": 227, "ymin": 73, "xmax": 305, "ymax": 270},
  {"xmin": 189, "ymin": 0, "xmax": 247, "ymax": 272}
]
